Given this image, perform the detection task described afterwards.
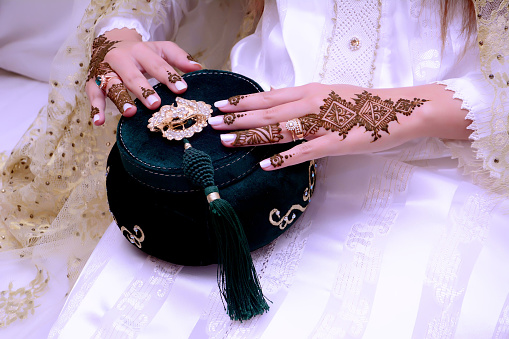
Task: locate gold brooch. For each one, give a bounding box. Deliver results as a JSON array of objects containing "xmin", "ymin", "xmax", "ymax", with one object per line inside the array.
[{"xmin": 148, "ymin": 97, "xmax": 212, "ymax": 140}]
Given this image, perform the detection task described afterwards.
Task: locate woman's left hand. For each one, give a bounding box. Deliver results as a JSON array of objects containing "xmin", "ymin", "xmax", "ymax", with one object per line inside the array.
[{"xmin": 208, "ymin": 83, "xmax": 470, "ymax": 171}]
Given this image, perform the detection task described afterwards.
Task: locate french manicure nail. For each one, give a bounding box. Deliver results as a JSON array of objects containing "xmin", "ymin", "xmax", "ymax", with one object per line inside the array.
[
  {"xmin": 189, "ymin": 61, "xmax": 201, "ymax": 66},
  {"xmin": 214, "ymin": 100, "xmax": 228, "ymax": 108},
  {"xmin": 259, "ymin": 159, "xmax": 272, "ymax": 169},
  {"xmin": 175, "ymin": 81, "xmax": 187, "ymax": 91},
  {"xmin": 147, "ymin": 94, "xmax": 158, "ymax": 105},
  {"xmin": 220, "ymin": 134, "xmax": 236, "ymax": 143},
  {"xmin": 208, "ymin": 116, "xmax": 223, "ymax": 125},
  {"xmin": 123, "ymin": 103, "xmax": 133, "ymax": 112},
  {"xmin": 93, "ymin": 114, "xmax": 100, "ymax": 123}
]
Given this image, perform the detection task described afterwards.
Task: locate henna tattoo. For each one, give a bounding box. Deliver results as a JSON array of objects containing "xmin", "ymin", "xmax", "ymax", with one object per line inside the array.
[
  {"xmin": 223, "ymin": 113, "xmax": 246, "ymax": 125},
  {"xmin": 228, "ymin": 95, "xmax": 246, "ymax": 106},
  {"xmin": 393, "ymin": 97, "xmax": 428, "ymax": 116},
  {"xmin": 269, "ymin": 153, "xmax": 294, "ymax": 168},
  {"xmin": 107, "ymin": 83, "xmax": 133, "ymax": 113},
  {"xmin": 232, "ymin": 123, "xmax": 284, "ymax": 146},
  {"xmin": 167, "ymin": 71, "xmax": 182, "ymax": 83},
  {"xmin": 299, "ymin": 114, "xmax": 322, "ymax": 137},
  {"xmin": 310, "ymin": 90, "xmax": 428, "ymax": 142},
  {"xmin": 270, "ymin": 154, "xmax": 284, "ymax": 167},
  {"xmin": 90, "ymin": 106, "xmax": 100, "ymax": 119},
  {"xmin": 88, "ymin": 35, "xmax": 120, "ymax": 81},
  {"xmin": 187, "ymin": 54, "xmax": 198, "ymax": 62},
  {"xmin": 140, "ymin": 86, "xmax": 155, "ymax": 99},
  {"xmin": 223, "ymin": 113, "xmax": 236, "ymax": 125}
]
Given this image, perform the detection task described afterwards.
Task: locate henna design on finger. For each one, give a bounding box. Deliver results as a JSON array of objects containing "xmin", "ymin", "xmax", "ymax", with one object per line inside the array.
[
  {"xmin": 315, "ymin": 90, "xmax": 428, "ymax": 142},
  {"xmin": 270, "ymin": 153, "xmax": 294, "ymax": 168},
  {"xmin": 107, "ymin": 83, "xmax": 133, "ymax": 113},
  {"xmin": 167, "ymin": 71, "xmax": 182, "ymax": 83},
  {"xmin": 299, "ymin": 114, "xmax": 322, "ymax": 137},
  {"xmin": 187, "ymin": 54, "xmax": 198, "ymax": 62},
  {"xmin": 87, "ymin": 35, "xmax": 120, "ymax": 81},
  {"xmin": 270, "ymin": 154, "xmax": 284, "ymax": 167},
  {"xmin": 228, "ymin": 95, "xmax": 246, "ymax": 106},
  {"xmin": 90, "ymin": 106, "xmax": 100, "ymax": 119},
  {"xmin": 140, "ymin": 86, "xmax": 155, "ymax": 99},
  {"xmin": 223, "ymin": 113, "xmax": 246, "ymax": 125},
  {"xmin": 223, "ymin": 113, "xmax": 236, "ymax": 125},
  {"xmin": 232, "ymin": 123, "xmax": 284, "ymax": 146}
]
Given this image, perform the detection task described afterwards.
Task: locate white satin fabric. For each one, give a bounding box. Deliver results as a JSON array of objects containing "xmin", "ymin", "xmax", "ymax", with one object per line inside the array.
[{"xmin": 50, "ymin": 1, "xmax": 509, "ymax": 338}]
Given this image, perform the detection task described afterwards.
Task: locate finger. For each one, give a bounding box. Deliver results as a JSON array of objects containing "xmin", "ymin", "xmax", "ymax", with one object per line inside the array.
[
  {"xmin": 105, "ymin": 78, "xmax": 136, "ymax": 116},
  {"xmin": 155, "ymin": 41, "xmax": 203, "ymax": 73},
  {"xmin": 86, "ymin": 80, "xmax": 107, "ymax": 126},
  {"xmin": 104, "ymin": 56, "xmax": 161, "ymax": 111},
  {"xmin": 219, "ymin": 118, "xmax": 327, "ymax": 147},
  {"xmin": 213, "ymin": 84, "xmax": 316, "ymax": 112},
  {"xmin": 132, "ymin": 46, "xmax": 189, "ymax": 95},
  {"xmin": 209, "ymin": 99, "xmax": 317, "ymax": 130},
  {"xmin": 258, "ymin": 137, "xmax": 331, "ymax": 171}
]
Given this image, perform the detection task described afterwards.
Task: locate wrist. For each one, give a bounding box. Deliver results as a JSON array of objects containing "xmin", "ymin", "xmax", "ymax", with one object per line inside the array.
[{"xmin": 104, "ymin": 27, "xmax": 143, "ymax": 42}]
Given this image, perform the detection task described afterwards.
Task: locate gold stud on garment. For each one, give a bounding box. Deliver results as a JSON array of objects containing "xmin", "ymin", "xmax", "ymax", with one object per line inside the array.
[{"xmin": 349, "ymin": 37, "xmax": 361, "ymax": 51}]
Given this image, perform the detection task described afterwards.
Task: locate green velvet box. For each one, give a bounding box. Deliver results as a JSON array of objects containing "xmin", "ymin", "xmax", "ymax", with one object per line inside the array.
[{"xmin": 106, "ymin": 70, "xmax": 316, "ymax": 266}]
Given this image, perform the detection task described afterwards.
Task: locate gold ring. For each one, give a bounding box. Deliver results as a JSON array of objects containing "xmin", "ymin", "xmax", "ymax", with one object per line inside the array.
[
  {"xmin": 95, "ymin": 73, "xmax": 121, "ymax": 92},
  {"xmin": 285, "ymin": 118, "xmax": 304, "ymax": 142}
]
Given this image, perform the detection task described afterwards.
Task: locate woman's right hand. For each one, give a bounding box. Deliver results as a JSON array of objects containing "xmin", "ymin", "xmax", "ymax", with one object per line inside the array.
[{"xmin": 86, "ymin": 27, "xmax": 202, "ymax": 125}]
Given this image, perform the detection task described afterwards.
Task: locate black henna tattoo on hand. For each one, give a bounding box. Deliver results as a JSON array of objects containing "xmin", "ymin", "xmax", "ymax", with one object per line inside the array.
[{"xmin": 232, "ymin": 123, "xmax": 284, "ymax": 146}]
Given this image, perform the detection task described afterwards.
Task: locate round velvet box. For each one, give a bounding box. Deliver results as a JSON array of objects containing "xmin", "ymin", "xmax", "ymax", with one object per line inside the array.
[{"xmin": 106, "ymin": 70, "xmax": 316, "ymax": 266}]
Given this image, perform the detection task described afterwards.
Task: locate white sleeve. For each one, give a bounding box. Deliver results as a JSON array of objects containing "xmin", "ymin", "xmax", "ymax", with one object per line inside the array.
[{"xmin": 93, "ymin": 0, "xmax": 203, "ymax": 42}]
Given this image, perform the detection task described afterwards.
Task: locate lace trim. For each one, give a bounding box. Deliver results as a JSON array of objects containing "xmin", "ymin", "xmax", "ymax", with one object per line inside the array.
[{"xmin": 320, "ymin": 0, "xmax": 382, "ymax": 88}]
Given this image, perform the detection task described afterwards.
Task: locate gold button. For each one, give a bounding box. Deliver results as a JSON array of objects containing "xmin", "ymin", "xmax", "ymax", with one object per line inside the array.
[{"xmin": 349, "ymin": 37, "xmax": 361, "ymax": 51}]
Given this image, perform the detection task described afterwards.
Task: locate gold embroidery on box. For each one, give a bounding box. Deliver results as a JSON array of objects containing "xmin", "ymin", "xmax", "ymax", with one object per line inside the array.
[
  {"xmin": 270, "ymin": 160, "xmax": 317, "ymax": 230},
  {"xmin": 120, "ymin": 225, "xmax": 145, "ymax": 249}
]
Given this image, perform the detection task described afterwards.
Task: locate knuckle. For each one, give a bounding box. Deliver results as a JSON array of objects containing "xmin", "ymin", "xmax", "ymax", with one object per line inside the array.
[
  {"xmin": 298, "ymin": 143, "xmax": 314, "ymax": 157},
  {"xmin": 262, "ymin": 106, "xmax": 279, "ymax": 122}
]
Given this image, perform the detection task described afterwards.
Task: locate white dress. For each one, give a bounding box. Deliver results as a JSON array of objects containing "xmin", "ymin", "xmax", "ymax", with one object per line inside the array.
[{"xmin": 6, "ymin": 0, "xmax": 509, "ymax": 338}]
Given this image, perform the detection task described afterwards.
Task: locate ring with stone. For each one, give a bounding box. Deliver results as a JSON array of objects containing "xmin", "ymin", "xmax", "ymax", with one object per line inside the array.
[
  {"xmin": 285, "ymin": 118, "xmax": 304, "ymax": 142},
  {"xmin": 95, "ymin": 73, "xmax": 121, "ymax": 92}
]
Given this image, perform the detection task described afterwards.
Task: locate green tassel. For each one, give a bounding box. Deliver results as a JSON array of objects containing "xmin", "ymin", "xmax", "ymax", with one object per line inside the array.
[{"xmin": 182, "ymin": 140, "xmax": 269, "ymax": 321}]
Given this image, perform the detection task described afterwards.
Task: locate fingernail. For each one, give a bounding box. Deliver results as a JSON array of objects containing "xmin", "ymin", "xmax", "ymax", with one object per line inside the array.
[
  {"xmin": 175, "ymin": 81, "xmax": 187, "ymax": 91},
  {"xmin": 147, "ymin": 95, "xmax": 158, "ymax": 105},
  {"xmin": 220, "ymin": 134, "xmax": 236, "ymax": 143},
  {"xmin": 214, "ymin": 100, "xmax": 228, "ymax": 108},
  {"xmin": 208, "ymin": 116, "xmax": 223, "ymax": 126},
  {"xmin": 93, "ymin": 114, "xmax": 100, "ymax": 123},
  {"xmin": 123, "ymin": 103, "xmax": 133, "ymax": 112},
  {"xmin": 189, "ymin": 61, "xmax": 201, "ymax": 66},
  {"xmin": 260, "ymin": 159, "xmax": 272, "ymax": 169}
]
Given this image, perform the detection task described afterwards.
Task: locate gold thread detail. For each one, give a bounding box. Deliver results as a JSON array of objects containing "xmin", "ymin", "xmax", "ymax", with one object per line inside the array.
[{"xmin": 120, "ymin": 225, "xmax": 145, "ymax": 249}]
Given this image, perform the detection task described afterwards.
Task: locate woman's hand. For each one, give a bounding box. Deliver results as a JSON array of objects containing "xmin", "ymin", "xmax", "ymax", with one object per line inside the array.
[
  {"xmin": 86, "ymin": 28, "xmax": 202, "ymax": 126},
  {"xmin": 208, "ymin": 83, "xmax": 471, "ymax": 170}
]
